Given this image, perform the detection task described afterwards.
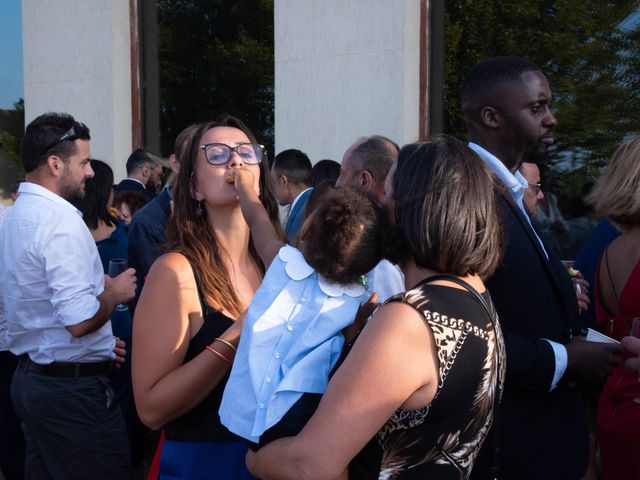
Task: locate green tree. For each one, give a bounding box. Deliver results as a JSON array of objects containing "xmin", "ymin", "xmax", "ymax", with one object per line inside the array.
[
  {"xmin": 444, "ymin": 0, "xmax": 640, "ymax": 181},
  {"xmin": 0, "ymin": 98, "xmax": 25, "ymax": 197},
  {"xmin": 0, "ymin": 98, "xmax": 24, "ymax": 166},
  {"xmin": 157, "ymin": 0, "xmax": 274, "ymax": 156}
]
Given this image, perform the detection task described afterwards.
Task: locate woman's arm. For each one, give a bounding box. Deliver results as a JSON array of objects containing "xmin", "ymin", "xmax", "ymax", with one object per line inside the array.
[
  {"xmin": 246, "ymin": 301, "xmax": 439, "ymax": 480},
  {"xmin": 234, "ymin": 169, "xmax": 283, "ymax": 267},
  {"xmin": 132, "ymin": 252, "xmax": 243, "ymax": 429}
]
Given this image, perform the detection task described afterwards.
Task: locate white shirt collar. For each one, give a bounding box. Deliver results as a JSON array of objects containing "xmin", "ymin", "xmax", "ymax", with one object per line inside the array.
[
  {"xmin": 468, "ymin": 142, "xmax": 548, "ymax": 258},
  {"xmin": 289, "ymin": 187, "xmax": 312, "ymax": 212},
  {"xmin": 468, "ymin": 143, "xmax": 527, "ymax": 195},
  {"xmin": 18, "ymin": 182, "xmax": 82, "ymax": 216}
]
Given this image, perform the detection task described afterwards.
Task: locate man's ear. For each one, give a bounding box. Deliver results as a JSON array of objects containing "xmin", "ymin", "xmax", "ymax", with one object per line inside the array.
[
  {"xmin": 46, "ymin": 155, "xmax": 64, "ymax": 178},
  {"xmin": 480, "ymin": 106, "xmax": 500, "ymax": 128},
  {"xmin": 141, "ymin": 164, "xmax": 150, "ymax": 180},
  {"xmin": 279, "ymin": 174, "xmax": 289, "ymax": 186},
  {"xmin": 360, "ymin": 170, "xmax": 374, "ymax": 189}
]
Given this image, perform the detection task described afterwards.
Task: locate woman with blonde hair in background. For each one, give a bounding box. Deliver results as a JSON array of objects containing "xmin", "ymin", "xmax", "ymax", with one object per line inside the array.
[{"xmin": 587, "ymin": 137, "xmax": 640, "ymax": 480}]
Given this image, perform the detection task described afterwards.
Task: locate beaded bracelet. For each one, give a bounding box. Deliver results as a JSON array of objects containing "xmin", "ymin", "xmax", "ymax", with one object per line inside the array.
[
  {"xmin": 205, "ymin": 345, "xmax": 231, "ymax": 364},
  {"xmin": 213, "ymin": 337, "xmax": 237, "ymax": 352}
]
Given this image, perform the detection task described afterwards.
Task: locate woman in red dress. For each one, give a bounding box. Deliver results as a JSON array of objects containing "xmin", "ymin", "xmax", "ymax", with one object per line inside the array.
[{"xmin": 589, "ymin": 137, "xmax": 640, "ymax": 480}]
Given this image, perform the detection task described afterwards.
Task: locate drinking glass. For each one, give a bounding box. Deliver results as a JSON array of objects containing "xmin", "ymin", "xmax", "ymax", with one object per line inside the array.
[
  {"xmin": 108, "ymin": 258, "xmax": 129, "ymax": 312},
  {"xmin": 631, "ymin": 318, "xmax": 640, "ymax": 338},
  {"xmin": 631, "ymin": 318, "xmax": 640, "ymax": 403}
]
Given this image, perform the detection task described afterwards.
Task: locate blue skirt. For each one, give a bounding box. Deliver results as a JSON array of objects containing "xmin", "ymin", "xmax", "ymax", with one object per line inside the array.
[{"xmin": 159, "ymin": 439, "xmax": 256, "ymax": 480}]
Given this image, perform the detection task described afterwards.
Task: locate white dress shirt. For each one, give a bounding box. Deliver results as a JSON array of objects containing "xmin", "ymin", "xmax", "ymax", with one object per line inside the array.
[
  {"xmin": 0, "ymin": 182, "xmax": 115, "ymax": 363},
  {"xmin": 469, "ymin": 143, "xmax": 567, "ymax": 390},
  {"xmin": 220, "ymin": 245, "xmax": 364, "ymax": 443},
  {"xmin": 362, "ymin": 259, "xmax": 405, "ymax": 303}
]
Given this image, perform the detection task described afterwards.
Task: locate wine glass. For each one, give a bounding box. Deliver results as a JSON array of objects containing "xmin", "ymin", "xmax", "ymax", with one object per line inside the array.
[
  {"xmin": 631, "ymin": 318, "xmax": 640, "ymax": 338},
  {"xmin": 108, "ymin": 258, "xmax": 129, "ymax": 312},
  {"xmin": 631, "ymin": 318, "xmax": 640, "ymax": 403}
]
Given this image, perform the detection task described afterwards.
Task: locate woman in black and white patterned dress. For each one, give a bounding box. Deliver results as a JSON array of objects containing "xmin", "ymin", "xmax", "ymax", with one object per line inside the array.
[{"xmin": 247, "ymin": 135, "xmax": 506, "ymax": 479}]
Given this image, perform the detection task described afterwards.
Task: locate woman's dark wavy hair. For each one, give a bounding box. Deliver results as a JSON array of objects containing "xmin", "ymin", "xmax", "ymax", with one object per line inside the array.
[
  {"xmin": 74, "ymin": 159, "xmax": 118, "ymax": 230},
  {"xmin": 165, "ymin": 114, "xmax": 283, "ymax": 317},
  {"xmin": 301, "ymin": 188, "xmax": 389, "ymax": 285},
  {"xmin": 392, "ymin": 135, "xmax": 504, "ymax": 279}
]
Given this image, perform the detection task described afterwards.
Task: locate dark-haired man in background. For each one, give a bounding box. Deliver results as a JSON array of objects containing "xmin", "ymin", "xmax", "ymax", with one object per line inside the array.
[
  {"xmin": 271, "ymin": 148, "xmax": 313, "ymax": 243},
  {"xmin": 0, "ymin": 112, "xmax": 136, "ymax": 479},
  {"xmin": 116, "ymin": 148, "xmax": 162, "ymax": 200},
  {"xmin": 461, "ymin": 57, "xmax": 622, "ymax": 479}
]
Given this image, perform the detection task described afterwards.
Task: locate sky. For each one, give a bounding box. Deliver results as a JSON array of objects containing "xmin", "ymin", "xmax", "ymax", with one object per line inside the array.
[{"xmin": 0, "ymin": 0, "xmax": 23, "ymax": 109}]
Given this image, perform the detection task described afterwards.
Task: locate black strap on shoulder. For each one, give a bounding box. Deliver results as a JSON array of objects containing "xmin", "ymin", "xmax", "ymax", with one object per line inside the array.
[
  {"xmin": 416, "ymin": 274, "xmax": 496, "ymax": 325},
  {"xmin": 604, "ymin": 246, "xmax": 629, "ymax": 327}
]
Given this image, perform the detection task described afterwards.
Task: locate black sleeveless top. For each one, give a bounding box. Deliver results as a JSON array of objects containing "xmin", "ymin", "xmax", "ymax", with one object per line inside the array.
[
  {"xmin": 350, "ymin": 283, "xmax": 505, "ymax": 479},
  {"xmin": 163, "ymin": 274, "xmax": 239, "ymax": 442}
]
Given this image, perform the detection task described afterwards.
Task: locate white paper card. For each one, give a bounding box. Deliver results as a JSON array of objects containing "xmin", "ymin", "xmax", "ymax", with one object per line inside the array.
[{"xmin": 586, "ymin": 328, "xmax": 620, "ymax": 344}]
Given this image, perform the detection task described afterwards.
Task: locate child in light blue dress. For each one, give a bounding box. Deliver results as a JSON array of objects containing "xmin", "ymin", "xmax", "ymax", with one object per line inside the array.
[{"xmin": 219, "ymin": 169, "xmax": 393, "ymax": 447}]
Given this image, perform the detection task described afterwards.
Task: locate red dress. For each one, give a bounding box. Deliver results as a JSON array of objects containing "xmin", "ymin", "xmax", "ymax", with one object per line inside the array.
[{"xmin": 595, "ymin": 258, "xmax": 640, "ymax": 480}]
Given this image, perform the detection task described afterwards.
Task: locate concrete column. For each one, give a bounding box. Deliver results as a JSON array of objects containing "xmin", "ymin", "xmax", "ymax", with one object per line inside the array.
[
  {"xmin": 274, "ymin": 0, "xmax": 422, "ymax": 163},
  {"xmin": 22, "ymin": 0, "xmax": 132, "ymax": 181}
]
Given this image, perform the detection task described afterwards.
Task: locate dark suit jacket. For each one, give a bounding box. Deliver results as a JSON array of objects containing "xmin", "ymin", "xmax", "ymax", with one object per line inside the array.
[
  {"xmin": 484, "ymin": 192, "xmax": 588, "ymax": 479},
  {"xmin": 127, "ymin": 187, "xmax": 172, "ymax": 309},
  {"xmin": 116, "ymin": 178, "xmax": 156, "ymax": 200},
  {"xmin": 284, "ymin": 188, "xmax": 312, "ymax": 244}
]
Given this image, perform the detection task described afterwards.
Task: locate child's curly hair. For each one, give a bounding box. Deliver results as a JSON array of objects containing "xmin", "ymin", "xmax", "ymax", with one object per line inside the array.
[{"xmin": 300, "ymin": 188, "xmax": 393, "ymax": 285}]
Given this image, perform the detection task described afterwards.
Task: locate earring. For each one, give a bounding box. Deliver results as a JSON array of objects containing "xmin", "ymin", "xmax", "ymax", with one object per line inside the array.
[{"xmin": 195, "ymin": 200, "xmax": 203, "ymax": 217}]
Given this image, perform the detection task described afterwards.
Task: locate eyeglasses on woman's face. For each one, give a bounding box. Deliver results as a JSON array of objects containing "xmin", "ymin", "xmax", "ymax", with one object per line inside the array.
[{"xmin": 200, "ymin": 142, "xmax": 264, "ymax": 166}]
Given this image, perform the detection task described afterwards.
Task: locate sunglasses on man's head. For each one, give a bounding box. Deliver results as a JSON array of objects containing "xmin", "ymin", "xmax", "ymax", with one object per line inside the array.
[{"xmin": 39, "ymin": 123, "xmax": 87, "ymax": 156}]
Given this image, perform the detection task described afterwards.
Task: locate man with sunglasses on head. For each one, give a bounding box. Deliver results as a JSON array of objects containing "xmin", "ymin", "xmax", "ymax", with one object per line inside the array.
[{"xmin": 0, "ymin": 112, "xmax": 136, "ymax": 479}]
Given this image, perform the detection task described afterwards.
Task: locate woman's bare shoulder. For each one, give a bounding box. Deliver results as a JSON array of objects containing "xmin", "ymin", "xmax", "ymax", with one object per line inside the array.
[
  {"xmin": 367, "ymin": 300, "xmax": 427, "ymax": 336},
  {"xmin": 142, "ymin": 252, "xmax": 200, "ymax": 302},
  {"xmin": 148, "ymin": 251, "xmax": 193, "ymax": 278}
]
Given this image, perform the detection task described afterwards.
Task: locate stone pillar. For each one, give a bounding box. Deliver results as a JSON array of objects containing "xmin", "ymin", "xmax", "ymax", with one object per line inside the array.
[
  {"xmin": 274, "ymin": 0, "xmax": 423, "ymax": 163},
  {"xmin": 22, "ymin": 0, "xmax": 132, "ymax": 181}
]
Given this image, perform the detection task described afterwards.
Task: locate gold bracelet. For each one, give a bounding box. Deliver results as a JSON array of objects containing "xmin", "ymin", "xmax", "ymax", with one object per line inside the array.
[
  {"xmin": 204, "ymin": 345, "xmax": 231, "ymax": 364},
  {"xmin": 214, "ymin": 337, "xmax": 237, "ymax": 352}
]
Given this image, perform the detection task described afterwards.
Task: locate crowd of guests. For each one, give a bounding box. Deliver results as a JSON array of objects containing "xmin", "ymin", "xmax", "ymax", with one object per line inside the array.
[{"xmin": 1, "ymin": 55, "xmax": 640, "ymax": 480}]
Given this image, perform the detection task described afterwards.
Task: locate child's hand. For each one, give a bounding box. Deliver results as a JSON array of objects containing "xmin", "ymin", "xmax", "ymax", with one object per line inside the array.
[
  {"xmin": 232, "ymin": 168, "xmax": 256, "ymax": 190},
  {"xmin": 343, "ymin": 292, "xmax": 379, "ymax": 344}
]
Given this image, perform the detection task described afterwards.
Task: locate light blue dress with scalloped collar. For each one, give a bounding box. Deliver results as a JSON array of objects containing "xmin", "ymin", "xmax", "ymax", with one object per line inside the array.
[{"xmin": 219, "ymin": 245, "xmax": 364, "ymax": 443}]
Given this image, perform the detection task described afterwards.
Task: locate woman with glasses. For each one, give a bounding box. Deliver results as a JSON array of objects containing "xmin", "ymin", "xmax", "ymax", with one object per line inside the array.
[{"xmin": 132, "ymin": 115, "xmax": 282, "ymax": 479}]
